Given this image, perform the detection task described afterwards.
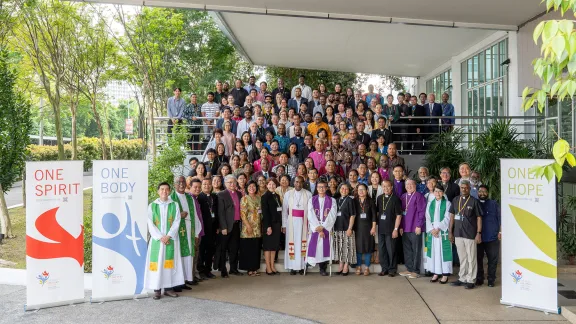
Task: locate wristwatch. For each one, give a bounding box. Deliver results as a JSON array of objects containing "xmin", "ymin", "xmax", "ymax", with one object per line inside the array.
[
  {"xmin": 394, "ymin": 228, "xmax": 398, "ymax": 231},
  {"xmin": 477, "ymin": 232, "xmax": 482, "ymax": 234}
]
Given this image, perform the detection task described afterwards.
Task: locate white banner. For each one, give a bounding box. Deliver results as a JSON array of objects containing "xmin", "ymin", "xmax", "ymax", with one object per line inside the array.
[
  {"xmin": 91, "ymin": 161, "xmax": 148, "ymax": 301},
  {"xmin": 25, "ymin": 161, "xmax": 85, "ymax": 310},
  {"xmin": 500, "ymin": 159, "xmax": 558, "ymax": 313}
]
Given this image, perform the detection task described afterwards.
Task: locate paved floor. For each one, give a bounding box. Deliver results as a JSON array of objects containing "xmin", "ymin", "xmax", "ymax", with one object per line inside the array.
[
  {"xmin": 1, "ymin": 272, "xmax": 569, "ymax": 324},
  {"xmin": 5, "ymin": 175, "xmax": 93, "ymax": 208}
]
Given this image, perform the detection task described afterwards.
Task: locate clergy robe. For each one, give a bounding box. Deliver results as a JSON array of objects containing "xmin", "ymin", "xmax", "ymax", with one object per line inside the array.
[
  {"xmin": 144, "ymin": 198, "xmax": 185, "ymax": 290},
  {"xmin": 424, "ymin": 197, "xmax": 453, "ymax": 275},
  {"xmin": 172, "ymin": 192, "xmax": 203, "ymax": 282},
  {"xmin": 306, "ymin": 195, "xmax": 337, "ymax": 266},
  {"xmin": 282, "ymin": 188, "xmax": 312, "ymax": 270}
]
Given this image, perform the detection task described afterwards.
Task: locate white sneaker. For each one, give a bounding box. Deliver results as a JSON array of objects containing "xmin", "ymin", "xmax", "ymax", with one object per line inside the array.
[
  {"xmin": 409, "ymin": 272, "xmax": 420, "ymax": 279},
  {"xmin": 399, "ymin": 271, "xmax": 411, "ymax": 276}
]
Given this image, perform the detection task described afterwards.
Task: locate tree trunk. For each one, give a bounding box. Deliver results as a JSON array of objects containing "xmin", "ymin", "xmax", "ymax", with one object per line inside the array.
[
  {"xmin": 91, "ymin": 97, "xmax": 108, "ymax": 160},
  {"xmin": 103, "ymin": 104, "xmax": 114, "ymax": 159},
  {"xmin": 50, "ymin": 95, "xmax": 65, "ymax": 160},
  {"xmin": 0, "ymin": 183, "xmax": 14, "ymax": 238},
  {"xmin": 71, "ymin": 100, "xmax": 77, "ymax": 160},
  {"xmin": 145, "ymin": 77, "xmax": 156, "ymax": 157}
]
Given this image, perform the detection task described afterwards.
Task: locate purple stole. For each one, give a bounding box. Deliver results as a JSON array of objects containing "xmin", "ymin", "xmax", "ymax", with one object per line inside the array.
[{"xmin": 307, "ymin": 196, "xmax": 332, "ymax": 258}]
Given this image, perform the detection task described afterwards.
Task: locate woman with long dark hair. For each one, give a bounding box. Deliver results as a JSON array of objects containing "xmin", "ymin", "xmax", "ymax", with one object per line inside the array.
[{"xmin": 261, "ymin": 178, "xmax": 283, "ymax": 275}]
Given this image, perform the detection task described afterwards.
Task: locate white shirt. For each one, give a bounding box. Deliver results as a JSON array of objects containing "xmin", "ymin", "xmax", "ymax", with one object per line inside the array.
[{"xmin": 292, "ymin": 84, "xmax": 313, "ymax": 101}]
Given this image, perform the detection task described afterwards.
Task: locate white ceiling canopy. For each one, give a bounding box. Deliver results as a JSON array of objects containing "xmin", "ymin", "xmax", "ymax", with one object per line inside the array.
[{"xmin": 84, "ymin": 0, "xmax": 544, "ymax": 76}]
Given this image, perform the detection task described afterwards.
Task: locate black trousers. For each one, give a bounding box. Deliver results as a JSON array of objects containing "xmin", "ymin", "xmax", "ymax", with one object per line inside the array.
[
  {"xmin": 167, "ymin": 118, "xmax": 182, "ymax": 134},
  {"xmin": 396, "ymin": 124, "xmax": 410, "ymax": 152},
  {"xmin": 477, "ymin": 240, "xmax": 500, "ymax": 283},
  {"xmin": 402, "ymin": 232, "xmax": 421, "ymax": 273},
  {"xmin": 378, "ymin": 233, "xmax": 397, "ymax": 274},
  {"xmin": 219, "ymin": 221, "xmax": 240, "ymax": 275},
  {"xmin": 319, "ymin": 261, "xmax": 328, "ymax": 271},
  {"xmin": 198, "ymin": 229, "xmax": 216, "ymax": 275}
]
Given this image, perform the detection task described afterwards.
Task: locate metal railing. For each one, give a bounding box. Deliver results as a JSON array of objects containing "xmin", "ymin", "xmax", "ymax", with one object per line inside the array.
[{"xmin": 151, "ymin": 115, "xmax": 545, "ymax": 156}]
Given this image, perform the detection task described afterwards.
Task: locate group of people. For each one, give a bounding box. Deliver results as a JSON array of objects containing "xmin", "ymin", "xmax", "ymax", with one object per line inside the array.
[
  {"xmin": 145, "ymin": 76, "xmax": 499, "ymax": 300},
  {"xmin": 166, "ymin": 75, "xmax": 456, "ymax": 154}
]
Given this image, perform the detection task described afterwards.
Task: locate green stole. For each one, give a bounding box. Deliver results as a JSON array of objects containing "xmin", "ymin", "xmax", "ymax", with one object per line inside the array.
[
  {"xmin": 150, "ymin": 202, "xmax": 176, "ymax": 271},
  {"xmin": 170, "ymin": 191, "xmax": 195, "ymax": 257},
  {"xmin": 425, "ymin": 198, "xmax": 452, "ymax": 261}
]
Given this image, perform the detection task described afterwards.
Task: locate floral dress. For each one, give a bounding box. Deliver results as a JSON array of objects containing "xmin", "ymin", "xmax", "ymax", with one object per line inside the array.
[{"xmin": 240, "ymin": 195, "xmax": 262, "ymax": 238}]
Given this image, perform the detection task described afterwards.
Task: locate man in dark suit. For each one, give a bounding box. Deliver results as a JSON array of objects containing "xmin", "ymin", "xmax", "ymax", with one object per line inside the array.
[
  {"xmin": 355, "ymin": 120, "xmax": 371, "ymax": 147},
  {"xmin": 271, "ymin": 78, "xmax": 291, "ymax": 105},
  {"xmin": 409, "ymin": 95, "xmax": 427, "ymax": 154},
  {"xmin": 251, "ymin": 159, "xmax": 276, "ymax": 181},
  {"xmin": 288, "ymin": 88, "xmax": 309, "ymax": 111},
  {"xmin": 299, "ymin": 134, "xmax": 315, "ymax": 162},
  {"xmin": 217, "ymin": 175, "xmax": 244, "ymax": 278},
  {"xmin": 204, "ymin": 149, "xmax": 220, "ymax": 175},
  {"xmin": 304, "ymin": 168, "xmax": 320, "ymax": 195},
  {"xmin": 439, "ymin": 167, "xmax": 460, "ymax": 201},
  {"xmin": 230, "ymin": 79, "xmax": 249, "ymax": 107},
  {"xmin": 197, "ymin": 178, "xmax": 218, "ymax": 279},
  {"xmin": 425, "ymin": 93, "xmax": 443, "ymax": 137}
]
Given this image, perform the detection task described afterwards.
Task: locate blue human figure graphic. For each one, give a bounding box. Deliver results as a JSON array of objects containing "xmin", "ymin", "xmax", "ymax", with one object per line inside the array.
[{"xmin": 93, "ymin": 203, "xmax": 147, "ymax": 294}]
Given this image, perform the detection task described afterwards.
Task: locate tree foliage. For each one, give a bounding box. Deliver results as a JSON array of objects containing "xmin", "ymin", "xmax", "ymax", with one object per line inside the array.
[
  {"xmin": 265, "ymin": 66, "xmax": 358, "ymax": 91},
  {"xmin": 523, "ymin": 0, "xmax": 576, "ymax": 181},
  {"xmin": 0, "ymin": 48, "xmax": 32, "ymax": 237},
  {"xmin": 147, "ymin": 125, "xmax": 188, "ymax": 202},
  {"xmin": 424, "ymin": 128, "xmax": 469, "ymax": 180}
]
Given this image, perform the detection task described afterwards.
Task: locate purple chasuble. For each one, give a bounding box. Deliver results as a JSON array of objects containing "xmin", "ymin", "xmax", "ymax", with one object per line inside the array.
[
  {"xmin": 192, "ymin": 195, "xmax": 205, "ymax": 237},
  {"xmin": 393, "ymin": 179, "xmax": 406, "ymax": 198},
  {"xmin": 307, "ymin": 196, "xmax": 332, "ymax": 258}
]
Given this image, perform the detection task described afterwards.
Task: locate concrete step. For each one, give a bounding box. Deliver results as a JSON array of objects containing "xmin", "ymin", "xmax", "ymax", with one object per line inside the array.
[{"xmin": 562, "ymin": 306, "xmax": 576, "ymax": 323}]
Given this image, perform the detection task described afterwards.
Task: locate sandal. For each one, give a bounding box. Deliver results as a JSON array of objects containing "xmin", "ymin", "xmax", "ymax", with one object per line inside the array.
[
  {"xmin": 254, "ymin": 272, "xmax": 261, "ymax": 276},
  {"xmin": 363, "ymin": 268, "xmax": 370, "ymax": 276},
  {"xmin": 430, "ymin": 275, "xmax": 439, "ymax": 283},
  {"xmin": 356, "ymin": 267, "xmax": 362, "ymax": 275},
  {"xmin": 440, "ymin": 276, "xmax": 449, "ymax": 284}
]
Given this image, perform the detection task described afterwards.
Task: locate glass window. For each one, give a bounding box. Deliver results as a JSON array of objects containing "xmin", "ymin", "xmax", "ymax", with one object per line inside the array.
[
  {"xmin": 479, "ymin": 52, "xmax": 485, "ymax": 84},
  {"xmin": 485, "ymin": 47, "xmax": 492, "ymax": 82},
  {"xmin": 468, "ymin": 59, "xmax": 473, "ymax": 88},
  {"xmin": 561, "ymin": 98, "xmax": 573, "ymax": 143},
  {"xmin": 492, "ymin": 44, "xmax": 499, "ymax": 79},
  {"xmin": 473, "ymin": 56, "xmax": 479, "ymax": 87}
]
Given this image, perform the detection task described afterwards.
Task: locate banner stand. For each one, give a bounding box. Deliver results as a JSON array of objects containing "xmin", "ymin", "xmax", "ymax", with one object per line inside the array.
[
  {"xmin": 25, "ymin": 298, "xmax": 86, "ymax": 311},
  {"xmin": 500, "ymin": 159, "xmax": 559, "ymax": 314},
  {"xmin": 90, "ymin": 293, "xmax": 148, "ymax": 304},
  {"xmin": 499, "ymin": 301, "xmax": 560, "ymax": 315}
]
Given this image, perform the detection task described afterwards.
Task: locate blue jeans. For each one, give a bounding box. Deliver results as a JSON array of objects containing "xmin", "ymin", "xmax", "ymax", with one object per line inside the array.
[{"xmin": 356, "ymin": 253, "xmax": 371, "ymax": 267}]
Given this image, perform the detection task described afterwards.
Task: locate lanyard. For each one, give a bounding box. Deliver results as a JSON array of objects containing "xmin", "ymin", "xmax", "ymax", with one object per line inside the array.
[
  {"xmin": 273, "ymin": 194, "xmax": 281, "ymax": 207},
  {"xmin": 359, "ymin": 198, "xmax": 366, "ymax": 213},
  {"xmin": 458, "ymin": 195, "xmax": 471, "ymax": 215},
  {"xmin": 405, "ymin": 193, "xmax": 414, "ymax": 212},
  {"xmin": 338, "ymin": 197, "xmax": 348, "ymax": 210},
  {"xmin": 382, "ymin": 194, "xmax": 392, "ymax": 212}
]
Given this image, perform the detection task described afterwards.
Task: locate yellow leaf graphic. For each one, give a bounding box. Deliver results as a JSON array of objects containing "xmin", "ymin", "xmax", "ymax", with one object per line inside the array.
[
  {"xmin": 514, "ymin": 259, "xmax": 557, "ymax": 278},
  {"xmin": 509, "ymin": 205, "xmax": 556, "ymax": 260}
]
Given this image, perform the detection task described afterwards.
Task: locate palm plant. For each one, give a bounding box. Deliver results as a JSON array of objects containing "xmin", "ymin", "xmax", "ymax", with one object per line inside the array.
[
  {"xmin": 424, "ymin": 128, "xmax": 469, "ymax": 179},
  {"xmin": 469, "ymin": 120, "xmax": 531, "ymax": 201}
]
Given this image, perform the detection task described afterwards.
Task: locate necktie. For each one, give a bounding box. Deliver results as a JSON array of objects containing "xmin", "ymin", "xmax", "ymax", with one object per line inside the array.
[
  {"xmin": 263, "ymin": 172, "xmax": 268, "ymax": 179},
  {"xmin": 430, "ymin": 104, "xmax": 433, "ymax": 115}
]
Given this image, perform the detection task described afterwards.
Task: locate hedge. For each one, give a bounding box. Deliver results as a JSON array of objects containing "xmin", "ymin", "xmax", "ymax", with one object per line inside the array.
[{"xmin": 28, "ymin": 138, "xmax": 145, "ymax": 171}]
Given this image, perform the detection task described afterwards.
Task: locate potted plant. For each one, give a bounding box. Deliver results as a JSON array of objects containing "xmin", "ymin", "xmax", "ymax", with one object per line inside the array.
[{"xmin": 559, "ymin": 230, "xmax": 576, "ymax": 265}]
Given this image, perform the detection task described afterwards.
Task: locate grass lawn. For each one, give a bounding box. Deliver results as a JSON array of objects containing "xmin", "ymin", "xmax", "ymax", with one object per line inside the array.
[{"xmin": 0, "ymin": 189, "xmax": 94, "ymax": 272}]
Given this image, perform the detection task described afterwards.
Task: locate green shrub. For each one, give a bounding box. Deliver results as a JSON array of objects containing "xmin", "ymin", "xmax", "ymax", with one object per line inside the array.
[
  {"xmin": 424, "ymin": 129, "xmax": 469, "ymax": 180},
  {"xmin": 28, "ymin": 138, "xmax": 145, "ymax": 171}
]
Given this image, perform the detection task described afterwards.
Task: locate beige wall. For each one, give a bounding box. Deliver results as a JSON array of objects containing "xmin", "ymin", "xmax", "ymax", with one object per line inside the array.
[{"xmin": 517, "ymin": 11, "xmax": 562, "ymax": 94}]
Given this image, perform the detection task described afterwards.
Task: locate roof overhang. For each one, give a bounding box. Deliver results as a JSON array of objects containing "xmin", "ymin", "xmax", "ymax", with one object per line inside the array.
[{"xmin": 83, "ymin": 0, "xmax": 545, "ymax": 76}]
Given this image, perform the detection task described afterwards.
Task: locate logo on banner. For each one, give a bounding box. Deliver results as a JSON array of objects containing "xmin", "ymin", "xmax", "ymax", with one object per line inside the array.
[
  {"xmin": 37, "ymin": 271, "xmax": 50, "ymax": 286},
  {"xmin": 102, "ymin": 266, "xmax": 115, "ymax": 280},
  {"xmin": 511, "ymin": 270, "xmax": 523, "ymax": 284},
  {"xmin": 26, "ymin": 207, "xmax": 84, "ymax": 266},
  {"xmin": 93, "ymin": 203, "xmax": 146, "ymax": 294}
]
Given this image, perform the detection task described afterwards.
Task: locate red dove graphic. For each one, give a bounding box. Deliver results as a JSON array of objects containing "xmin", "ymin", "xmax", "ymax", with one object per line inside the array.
[{"xmin": 26, "ymin": 207, "xmax": 84, "ymax": 266}]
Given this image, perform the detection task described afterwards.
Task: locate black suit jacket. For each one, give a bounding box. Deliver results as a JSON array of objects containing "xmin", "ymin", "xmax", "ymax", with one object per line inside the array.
[
  {"xmin": 304, "ymin": 181, "xmax": 319, "ymax": 196},
  {"xmin": 217, "ymin": 189, "xmax": 243, "ymax": 232},
  {"xmin": 425, "ymin": 103, "xmax": 443, "ymax": 131},
  {"xmin": 197, "ymin": 192, "xmax": 218, "ymax": 235},
  {"xmin": 288, "ymin": 97, "xmax": 309, "ymax": 111},
  {"xmin": 442, "ymin": 181, "xmax": 461, "ymax": 202},
  {"xmin": 272, "ymin": 87, "xmax": 291, "ymax": 105},
  {"xmin": 261, "ymin": 191, "xmax": 282, "ymax": 229},
  {"xmin": 356, "ymin": 132, "xmax": 371, "ymax": 147},
  {"xmin": 205, "ymin": 160, "xmax": 220, "ymax": 175},
  {"xmin": 251, "ymin": 170, "xmax": 277, "ymax": 182},
  {"xmin": 299, "ymin": 145, "xmax": 315, "ymax": 163}
]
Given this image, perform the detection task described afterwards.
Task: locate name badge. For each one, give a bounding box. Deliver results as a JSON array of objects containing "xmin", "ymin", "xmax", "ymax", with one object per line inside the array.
[
  {"xmin": 211, "ymin": 212, "xmax": 215, "ymax": 218},
  {"xmin": 455, "ymin": 214, "xmax": 462, "ymax": 221},
  {"xmin": 360, "ymin": 213, "xmax": 367, "ymax": 219},
  {"xmin": 381, "ymin": 213, "xmax": 386, "ymax": 220},
  {"xmin": 258, "ymin": 209, "xmax": 262, "ymax": 214},
  {"xmin": 402, "ymin": 211, "xmax": 406, "ymax": 216},
  {"xmin": 337, "ymin": 211, "xmax": 342, "ymax": 217},
  {"xmin": 276, "ymin": 207, "xmax": 282, "ymax": 212}
]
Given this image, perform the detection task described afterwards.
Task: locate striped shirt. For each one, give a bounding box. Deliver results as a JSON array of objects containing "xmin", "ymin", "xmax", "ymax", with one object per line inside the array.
[{"xmin": 201, "ymin": 102, "xmax": 220, "ymax": 119}]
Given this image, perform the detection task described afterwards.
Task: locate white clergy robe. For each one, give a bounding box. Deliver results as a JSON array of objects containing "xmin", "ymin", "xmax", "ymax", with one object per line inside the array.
[
  {"xmin": 144, "ymin": 198, "xmax": 185, "ymax": 290},
  {"xmin": 424, "ymin": 198, "xmax": 453, "ymax": 275},
  {"xmin": 306, "ymin": 196, "xmax": 337, "ymax": 266},
  {"xmin": 282, "ymin": 189, "xmax": 312, "ymax": 270},
  {"xmin": 175, "ymin": 192, "xmax": 203, "ymax": 282}
]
